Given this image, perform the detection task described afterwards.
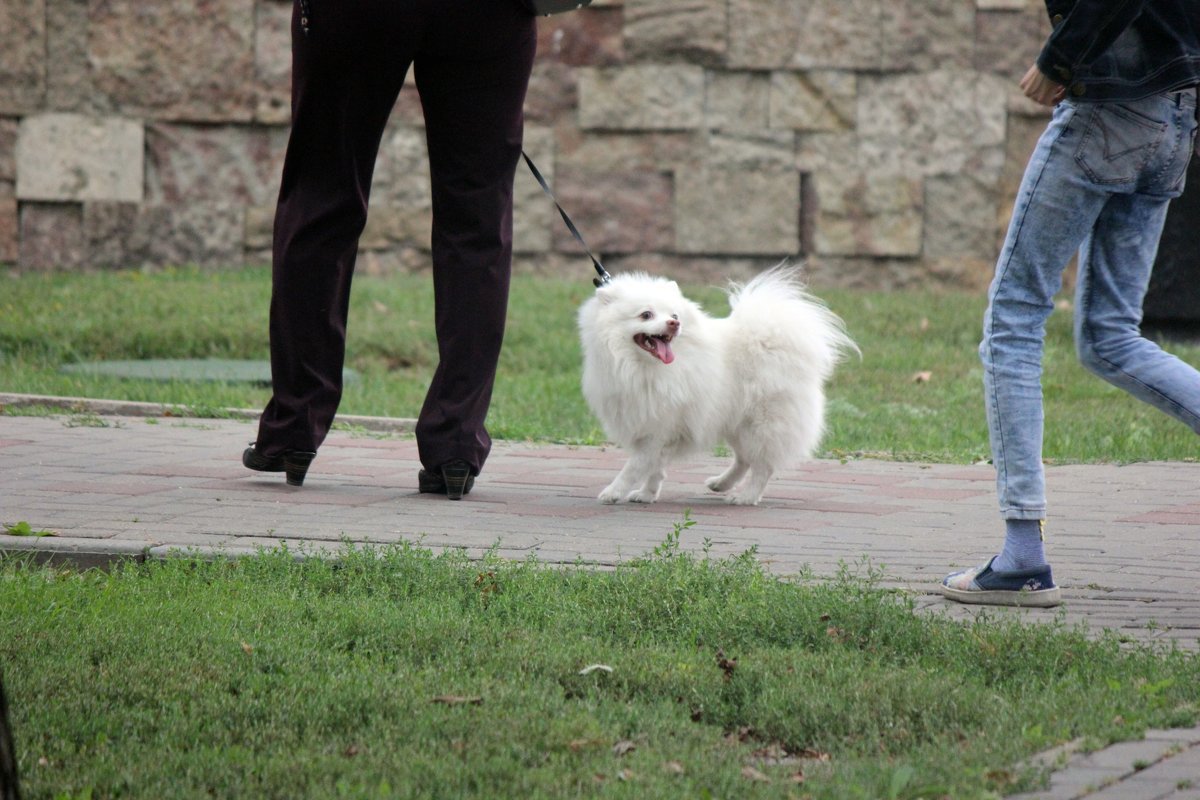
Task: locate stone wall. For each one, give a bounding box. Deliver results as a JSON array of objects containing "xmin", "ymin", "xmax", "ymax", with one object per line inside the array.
[{"xmin": 0, "ymin": 0, "xmax": 1054, "ymax": 289}]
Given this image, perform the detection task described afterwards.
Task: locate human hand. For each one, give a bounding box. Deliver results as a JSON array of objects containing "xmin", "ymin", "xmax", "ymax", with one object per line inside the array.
[{"xmin": 1020, "ymin": 63, "xmax": 1066, "ymax": 107}]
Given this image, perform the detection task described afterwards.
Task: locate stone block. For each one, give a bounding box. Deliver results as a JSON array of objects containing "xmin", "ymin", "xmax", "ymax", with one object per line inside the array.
[
  {"xmin": 514, "ymin": 127, "xmax": 556, "ymax": 254},
  {"xmin": 244, "ymin": 204, "xmax": 274, "ymax": 252},
  {"xmin": 880, "ymin": 0, "xmax": 975, "ymax": 72},
  {"xmin": 770, "ymin": 71, "xmax": 856, "ymax": 131},
  {"xmin": 254, "ymin": 0, "xmax": 293, "ymax": 124},
  {"xmin": 89, "ymin": 0, "xmax": 257, "ymax": 121},
  {"xmin": 997, "ymin": 111, "xmax": 1048, "ymax": 233},
  {"xmin": 552, "ymin": 166, "xmax": 674, "ymax": 254},
  {"xmin": 0, "ymin": 197, "xmax": 16, "ymax": 263},
  {"xmin": 858, "ymin": 69, "xmax": 1008, "ymax": 179},
  {"xmin": 624, "ymin": 0, "xmax": 725, "ymax": 66},
  {"xmin": 145, "ymin": 123, "xmax": 285, "ymax": 206},
  {"xmin": 535, "ymin": 5, "xmax": 624, "ymax": 66},
  {"xmin": 0, "ymin": 120, "xmax": 16, "ymax": 183},
  {"xmin": 578, "ymin": 66, "xmax": 705, "ymax": 131},
  {"xmin": 795, "ymin": 131, "xmax": 861, "ymax": 174},
  {"xmin": 46, "ymin": 0, "xmax": 94, "ymax": 113},
  {"xmin": 728, "ymin": 0, "xmax": 881, "ymax": 70},
  {"xmin": 16, "ymin": 114, "xmax": 144, "ymax": 203},
  {"xmin": 84, "ymin": 202, "xmax": 243, "ymax": 269},
  {"xmin": 977, "ymin": 0, "xmax": 1036, "ymax": 9},
  {"xmin": 0, "ymin": 0, "xmax": 46, "ymax": 113},
  {"xmin": 525, "ymin": 63, "xmax": 581, "ymax": 124},
  {"xmin": 676, "ymin": 166, "xmax": 798, "ymax": 255},
  {"xmin": 703, "ymin": 130, "xmax": 795, "ymax": 169},
  {"xmin": 19, "ymin": 202, "xmax": 86, "ymax": 270},
  {"xmin": 360, "ymin": 206, "xmax": 433, "ymax": 251},
  {"xmin": 813, "ymin": 171, "xmax": 923, "ymax": 257},
  {"xmin": 805, "ymin": 255, "xmax": 927, "ymax": 289},
  {"xmin": 557, "ymin": 131, "xmax": 696, "ymax": 174},
  {"xmin": 706, "ymin": 72, "xmax": 770, "ymax": 132},
  {"xmin": 975, "ymin": 8, "xmax": 1050, "ymax": 78},
  {"xmin": 371, "ymin": 124, "xmax": 431, "ymax": 211},
  {"xmin": 923, "ymin": 175, "xmax": 1000, "ymax": 260}
]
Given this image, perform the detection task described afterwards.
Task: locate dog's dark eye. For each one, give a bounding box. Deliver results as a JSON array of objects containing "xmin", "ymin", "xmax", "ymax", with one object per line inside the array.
[{"xmin": 639, "ymin": 311, "xmax": 653, "ymax": 321}]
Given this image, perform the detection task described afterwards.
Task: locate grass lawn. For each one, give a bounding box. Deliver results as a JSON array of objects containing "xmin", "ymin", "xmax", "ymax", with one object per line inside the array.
[
  {"xmin": 2, "ymin": 266, "xmax": 1198, "ymax": 463},
  {"xmin": 2, "ymin": 543, "xmax": 1198, "ymax": 800},
  {"xmin": 2, "ymin": 266, "xmax": 1199, "ymax": 798}
]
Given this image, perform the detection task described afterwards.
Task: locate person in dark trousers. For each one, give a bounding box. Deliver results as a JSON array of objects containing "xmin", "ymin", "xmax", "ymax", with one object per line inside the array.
[
  {"xmin": 942, "ymin": 0, "xmax": 1200, "ymax": 607},
  {"xmin": 244, "ymin": 0, "xmax": 537, "ymax": 500}
]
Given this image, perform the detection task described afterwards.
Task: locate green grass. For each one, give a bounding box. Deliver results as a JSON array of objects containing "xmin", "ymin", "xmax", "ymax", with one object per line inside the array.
[
  {"xmin": 4, "ymin": 267, "xmax": 1200, "ymax": 797},
  {"xmin": 3, "ymin": 266, "xmax": 1198, "ymax": 462},
  {"xmin": 2, "ymin": 541, "xmax": 1198, "ymax": 799}
]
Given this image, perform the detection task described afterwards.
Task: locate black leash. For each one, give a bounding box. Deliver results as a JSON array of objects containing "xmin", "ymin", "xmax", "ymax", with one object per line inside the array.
[{"xmin": 521, "ymin": 150, "xmax": 612, "ymax": 288}]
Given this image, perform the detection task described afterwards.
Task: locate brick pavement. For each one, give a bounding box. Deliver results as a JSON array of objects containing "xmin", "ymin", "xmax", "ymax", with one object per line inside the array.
[{"xmin": 1, "ymin": 398, "xmax": 1198, "ymax": 798}]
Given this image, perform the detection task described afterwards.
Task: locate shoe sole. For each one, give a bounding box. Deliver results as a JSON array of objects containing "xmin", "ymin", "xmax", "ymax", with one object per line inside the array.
[{"xmin": 941, "ymin": 585, "xmax": 1062, "ymax": 608}]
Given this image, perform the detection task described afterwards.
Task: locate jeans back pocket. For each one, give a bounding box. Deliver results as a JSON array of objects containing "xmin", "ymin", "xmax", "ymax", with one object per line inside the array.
[{"xmin": 1074, "ymin": 102, "xmax": 1167, "ymax": 186}]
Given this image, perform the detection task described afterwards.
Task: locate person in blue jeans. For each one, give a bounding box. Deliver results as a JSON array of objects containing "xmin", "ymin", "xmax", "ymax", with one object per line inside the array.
[{"xmin": 942, "ymin": 0, "xmax": 1200, "ymax": 607}]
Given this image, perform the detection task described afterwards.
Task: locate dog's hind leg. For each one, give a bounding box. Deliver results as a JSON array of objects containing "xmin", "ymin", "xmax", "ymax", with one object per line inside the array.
[
  {"xmin": 706, "ymin": 456, "xmax": 749, "ymax": 494},
  {"xmin": 728, "ymin": 466, "xmax": 772, "ymax": 505}
]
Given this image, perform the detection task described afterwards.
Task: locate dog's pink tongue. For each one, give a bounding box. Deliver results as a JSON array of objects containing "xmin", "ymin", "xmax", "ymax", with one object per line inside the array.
[{"xmin": 655, "ymin": 338, "xmax": 675, "ymax": 365}]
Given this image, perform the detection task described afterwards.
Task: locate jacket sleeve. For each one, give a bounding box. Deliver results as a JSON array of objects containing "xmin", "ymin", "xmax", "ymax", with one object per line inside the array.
[{"xmin": 1036, "ymin": 0, "xmax": 1150, "ymax": 84}]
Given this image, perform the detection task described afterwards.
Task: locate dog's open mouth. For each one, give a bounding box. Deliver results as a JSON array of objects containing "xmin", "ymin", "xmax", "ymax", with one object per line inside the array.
[{"xmin": 634, "ymin": 333, "xmax": 675, "ymax": 364}]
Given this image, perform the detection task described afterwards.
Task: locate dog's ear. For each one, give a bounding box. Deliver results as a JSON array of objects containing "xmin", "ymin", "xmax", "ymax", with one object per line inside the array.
[{"xmin": 595, "ymin": 284, "xmax": 617, "ymax": 305}]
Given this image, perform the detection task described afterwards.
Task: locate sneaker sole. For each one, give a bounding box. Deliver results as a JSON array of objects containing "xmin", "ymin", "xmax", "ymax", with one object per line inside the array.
[{"xmin": 941, "ymin": 585, "xmax": 1062, "ymax": 608}]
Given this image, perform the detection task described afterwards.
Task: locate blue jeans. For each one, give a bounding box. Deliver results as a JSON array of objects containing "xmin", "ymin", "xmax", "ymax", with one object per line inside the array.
[{"xmin": 981, "ymin": 89, "xmax": 1200, "ymax": 520}]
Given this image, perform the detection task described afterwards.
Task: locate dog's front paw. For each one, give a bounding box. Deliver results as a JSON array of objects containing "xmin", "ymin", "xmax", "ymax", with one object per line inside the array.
[
  {"xmin": 626, "ymin": 488, "xmax": 659, "ymax": 504},
  {"xmin": 624, "ymin": 489, "xmax": 662, "ymax": 506},
  {"xmin": 598, "ymin": 483, "xmax": 624, "ymax": 504},
  {"xmin": 726, "ymin": 492, "xmax": 762, "ymax": 506}
]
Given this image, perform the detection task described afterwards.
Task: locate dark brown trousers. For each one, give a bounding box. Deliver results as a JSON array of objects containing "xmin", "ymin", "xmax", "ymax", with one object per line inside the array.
[{"xmin": 255, "ymin": 0, "xmax": 536, "ymax": 475}]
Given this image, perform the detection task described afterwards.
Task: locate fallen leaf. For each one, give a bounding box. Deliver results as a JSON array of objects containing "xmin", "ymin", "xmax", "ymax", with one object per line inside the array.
[
  {"xmin": 919, "ymin": 317, "xmax": 930, "ymax": 331},
  {"xmin": 240, "ymin": 641, "xmax": 254, "ymax": 655},
  {"xmin": 431, "ymin": 695, "xmax": 483, "ymax": 706},
  {"xmin": 612, "ymin": 739, "xmax": 637, "ymax": 757},
  {"xmin": 912, "ymin": 371, "xmax": 933, "ymax": 383},
  {"xmin": 751, "ymin": 743, "xmax": 796, "ymax": 765},
  {"xmin": 663, "ymin": 761, "xmax": 685, "ymax": 775},
  {"xmin": 796, "ymin": 748, "xmax": 832, "ymax": 762},
  {"xmin": 343, "ymin": 744, "xmax": 361, "ymax": 758},
  {"xmin": 741, "ymin": 765, "xmax": 770, "ymax": 782},
  {"xmin": 791, "ymin": 769, "xmax": 806, "ymax": 783},
  {"xmin": 617, "ymin": 769, "xmax": 635, "ymax": 781},
  {"xmin": 372, "ymin": 300, "xmax": 390, "ymax": 314},
  {"xmin": 568, "ymin": 738, "xmax": 604, "ymax": 752}
]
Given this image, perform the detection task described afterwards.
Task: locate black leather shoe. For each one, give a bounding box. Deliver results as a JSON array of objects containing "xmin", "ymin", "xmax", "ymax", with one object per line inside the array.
[
  {"xmin": 242, "ymin": 443, "xmax": 317, "ymax": 487},
  {"xmin": 418, "ymin": 459, "xmax": 475, "ymax": 500}
]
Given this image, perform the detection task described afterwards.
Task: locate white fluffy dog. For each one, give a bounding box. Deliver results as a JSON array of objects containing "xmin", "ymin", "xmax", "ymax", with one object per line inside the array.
[{"xmin": 578, "ymin": 265, "xmax": 856, "ymax": 505}]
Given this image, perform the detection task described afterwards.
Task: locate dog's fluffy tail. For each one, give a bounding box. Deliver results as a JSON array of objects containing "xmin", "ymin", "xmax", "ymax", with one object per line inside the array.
[{"xmin": 727, "ymin": 263, "xmax": 859, "ymax": 375}]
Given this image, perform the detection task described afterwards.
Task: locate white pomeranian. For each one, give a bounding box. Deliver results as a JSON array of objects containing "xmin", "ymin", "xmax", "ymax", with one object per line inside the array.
[{"xmin": 578, "ymin": 265, "xmax": 857, "ymax": 505}]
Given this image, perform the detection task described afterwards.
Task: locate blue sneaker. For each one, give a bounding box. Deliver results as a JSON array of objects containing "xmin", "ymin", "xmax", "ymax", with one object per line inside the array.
[{"xmin": 941, "ymin": 557, "xmax": 1062, "ymax": 608}]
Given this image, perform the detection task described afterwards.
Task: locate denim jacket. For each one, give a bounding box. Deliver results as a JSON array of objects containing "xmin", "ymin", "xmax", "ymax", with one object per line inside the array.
[{"xmin": 1038, "ymin": 0, "xmax": 1200, "ymax": 101}]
